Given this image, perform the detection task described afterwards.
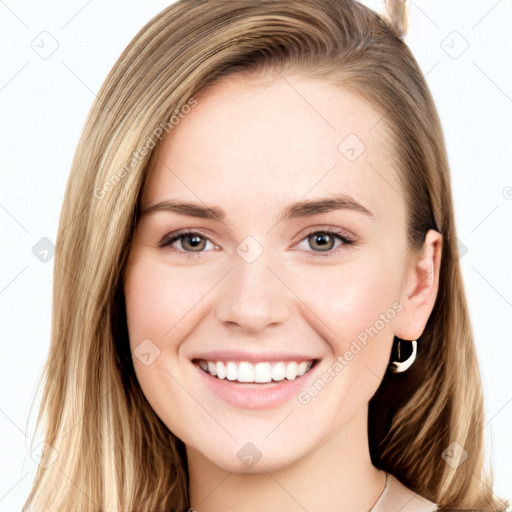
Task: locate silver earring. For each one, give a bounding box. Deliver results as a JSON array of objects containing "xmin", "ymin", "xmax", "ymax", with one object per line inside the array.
[{"xmin": 389, "ymin": 339, "xmax": 417, "ymax": 373}]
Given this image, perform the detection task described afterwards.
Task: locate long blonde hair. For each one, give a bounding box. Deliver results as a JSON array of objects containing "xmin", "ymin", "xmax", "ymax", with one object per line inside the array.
[{"xmin": 24, "ymin": 1, "xmax": 508, "ymax": 510}]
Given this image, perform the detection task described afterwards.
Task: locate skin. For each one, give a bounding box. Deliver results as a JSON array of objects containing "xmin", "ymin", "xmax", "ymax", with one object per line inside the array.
[{"xmin": 123, "ymin": 73, "xmax": 442, "ymax": 511}]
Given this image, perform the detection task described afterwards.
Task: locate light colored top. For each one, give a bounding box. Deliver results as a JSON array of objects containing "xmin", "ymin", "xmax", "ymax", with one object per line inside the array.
[
  {"xmin": 187, "ymin": 472, "xmax": 437, "ymax": 512},
  {"xmin": 370, "ymin": 473, "xmax": 437, "ymax": 512}
]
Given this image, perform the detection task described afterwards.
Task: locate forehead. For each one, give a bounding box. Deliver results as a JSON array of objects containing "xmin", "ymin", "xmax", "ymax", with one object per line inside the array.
[{"xmin": 142, "ymin": 74, "xmax": 403, "ymax": 225}]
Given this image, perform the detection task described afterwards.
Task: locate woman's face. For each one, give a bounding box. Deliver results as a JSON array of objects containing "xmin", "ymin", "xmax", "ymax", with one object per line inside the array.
[{"xmin": 123, "ymin": 73, "xmax": 438, "ymax": 473}]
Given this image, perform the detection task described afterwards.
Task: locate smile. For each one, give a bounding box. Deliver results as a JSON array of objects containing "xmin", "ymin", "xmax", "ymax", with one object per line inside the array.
[
  {"xmin": 193, "ymin": 357, "xmax": 320, "ymax": 410},
  {"xmin": 195, "ymin": 359, "xmax": 315, "ymax": 383}
]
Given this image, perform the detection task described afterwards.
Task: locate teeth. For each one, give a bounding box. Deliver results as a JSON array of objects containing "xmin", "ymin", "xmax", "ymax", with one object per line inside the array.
[
  {"xmin": 226, "ymin": 362, "xmax": 237, "ymax": 381},
  {"xmin": 197, "ymin": 359, "xmax": 314, "ymax": 383},
  {"xmin": 271, "ymin": 362, "xmax": 286, "ymax": 381},
  {"xmin": 207, "ymin": 361, "xmax": 217, "ymax": 376},
  {"xmin": 216, "ymin": 361, "xmax": 226, "ymax": 379}
]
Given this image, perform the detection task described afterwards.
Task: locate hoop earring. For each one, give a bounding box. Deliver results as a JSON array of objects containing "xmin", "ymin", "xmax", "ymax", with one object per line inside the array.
[{"xmin": 389, "ymin": 339, "xmax": 417, "ymax": 373}]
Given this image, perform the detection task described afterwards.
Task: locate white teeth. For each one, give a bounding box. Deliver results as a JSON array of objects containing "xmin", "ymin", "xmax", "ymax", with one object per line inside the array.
[
  {"xmin": 285, "ymin": 361, "xmax": 298, "ymax": 381},
  {"xmin": 207, "ymin": 361, "xmax": 217, "ymax": 376},
  {"xmin": 254, "ymin": 362, "xmax": 271, "ymax": 383},
  {"xmin": 226, "ymin": 361, "xmax": 238, "ymax": 381},
  {"xmin": 215, "ymin": 361, "xmax": 226, "ymax": 379},
  {"xmin": 197, "ymin": 359, "xmax": 314, "ymax": 383},
  {"xmin": 271, "ymin": 362, "xmax": 286, "ymax": 381},
  {"xmin": 238, "ymin": 362, "xmax": 255, "ymax": 382}
]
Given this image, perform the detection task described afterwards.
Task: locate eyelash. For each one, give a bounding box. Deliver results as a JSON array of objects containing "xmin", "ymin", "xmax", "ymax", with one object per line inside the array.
[{"xmin": 157, "ymin": 228, "xmax": 354, "ymax": 258}]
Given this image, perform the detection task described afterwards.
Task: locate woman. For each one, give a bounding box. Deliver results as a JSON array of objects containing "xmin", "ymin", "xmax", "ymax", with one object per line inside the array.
[{"xmin": 23, "ymin": 0, "xmax": 509, "ymax": 510}]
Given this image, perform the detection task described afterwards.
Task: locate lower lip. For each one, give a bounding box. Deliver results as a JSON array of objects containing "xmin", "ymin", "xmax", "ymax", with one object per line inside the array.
[{"xmin": 194, "ymin": 362, "xmax": 318, "ymax": 410}]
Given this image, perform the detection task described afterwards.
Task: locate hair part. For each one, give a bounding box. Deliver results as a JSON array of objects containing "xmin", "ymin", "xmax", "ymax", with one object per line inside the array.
[{"xmin": 24, "ymin": 1, "xmax": 507, "ymax": 510}]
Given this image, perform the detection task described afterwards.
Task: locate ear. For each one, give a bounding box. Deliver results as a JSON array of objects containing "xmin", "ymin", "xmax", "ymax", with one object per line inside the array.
[{"xmin": 394, "ymin": 229, "xmax": 443, "ymax": 341}]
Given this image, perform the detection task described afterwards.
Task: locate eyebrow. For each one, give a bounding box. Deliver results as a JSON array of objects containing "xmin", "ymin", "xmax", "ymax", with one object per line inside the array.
[{"xmin": 139, "ymin": 193, "xmax": 375, "ymax": 223}]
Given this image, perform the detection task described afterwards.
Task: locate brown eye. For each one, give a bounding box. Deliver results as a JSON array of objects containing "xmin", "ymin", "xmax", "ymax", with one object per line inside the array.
[
  {"xmin": 307, "ymin": 232, "xmax": 337, "ymax": 252},
  {"xmin": 180, "ymin": 234, "xmax": 207, "ymax": 252},
  {"xmin": 158, "ymin": 230, "xmax": 215, "ymax": 253},
  {"xmin": 295, "ymin": 229, "xmax": 354, "ymax": 257}
]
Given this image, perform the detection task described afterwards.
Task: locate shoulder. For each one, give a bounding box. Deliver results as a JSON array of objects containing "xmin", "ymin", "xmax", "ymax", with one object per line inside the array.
[{"xmin": 371, "ymin": 473, "xmax": 437, "ymax": 512}]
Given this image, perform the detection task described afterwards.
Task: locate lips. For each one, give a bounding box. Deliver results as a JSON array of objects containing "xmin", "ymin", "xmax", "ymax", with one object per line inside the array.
[
  {"xmin": 193, "ymin": 359, "xmax": 319, "ymax": 410},
  {"xmin": 191, "ymin": 350, "xmax": 319, "ymax": 364}
]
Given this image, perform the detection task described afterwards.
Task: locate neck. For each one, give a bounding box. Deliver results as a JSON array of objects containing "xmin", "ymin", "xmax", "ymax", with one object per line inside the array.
[{"xmin": 186, "ymin": 407, "xmax": 386, "ymax": 512}]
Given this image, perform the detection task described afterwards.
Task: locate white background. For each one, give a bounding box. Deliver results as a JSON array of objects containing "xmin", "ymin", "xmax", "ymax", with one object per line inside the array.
[{"xmin": 1, "ymin": 0, "xmax": 511, "ymax": 509}]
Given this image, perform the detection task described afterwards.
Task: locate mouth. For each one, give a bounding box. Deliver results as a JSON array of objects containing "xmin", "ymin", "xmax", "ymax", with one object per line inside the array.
[
  {"xmin": 191, "ymin": 356, "xmax": 320, "ymax": 410},
  {"xmin": 192, "ymin": 358, "xmax": 318, "ymax": 384}
]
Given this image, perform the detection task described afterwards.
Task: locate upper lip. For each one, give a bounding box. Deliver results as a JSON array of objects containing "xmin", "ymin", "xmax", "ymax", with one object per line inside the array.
[{"xmin": 191, "ymin": 351, "xmax": 319, "ymax": 364}]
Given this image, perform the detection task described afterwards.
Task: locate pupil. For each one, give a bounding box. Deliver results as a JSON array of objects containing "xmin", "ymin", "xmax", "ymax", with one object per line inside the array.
[
  {"xmin": 312, "ymin": 233, "xmax": 333, "ymax": 251},
  {"xmin": 186, "ymin": 236, "xmax": 204, "ymax": 250}
]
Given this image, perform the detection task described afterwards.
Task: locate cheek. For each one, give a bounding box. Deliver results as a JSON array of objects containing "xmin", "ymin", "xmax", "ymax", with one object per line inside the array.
[
  {"xmin": 123, "ymin": 258, "xmax": 214, "ymax": 437},
  {"xmin": 295, "ymin": 258, "xmax": 400, "ymax": 337},
  {"xmin": 289, "ymin": 257, "xmax": 401, "ymax": 378},
  {"xmin": 123, "ymin": 259, "xmax": 216, "ymax": 350}
]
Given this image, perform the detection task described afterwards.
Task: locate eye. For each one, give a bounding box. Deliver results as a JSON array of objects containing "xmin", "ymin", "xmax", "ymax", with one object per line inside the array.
[
  {"xmin": 158, "ymin": 229, "xmax": 219, "ymax": 256},
  {"xmin": 157, "ymin": 228, "xmax": 354, "ymax": 258},
  {"xmin": 294, "ymin": 229, "xmax": 354, "ymax": 257}
]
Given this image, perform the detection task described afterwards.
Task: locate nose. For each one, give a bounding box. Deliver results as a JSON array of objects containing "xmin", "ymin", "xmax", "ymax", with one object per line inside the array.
[{"xmin": 214, "ymin": 250, "xmax": 291, "ymax": 333}]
